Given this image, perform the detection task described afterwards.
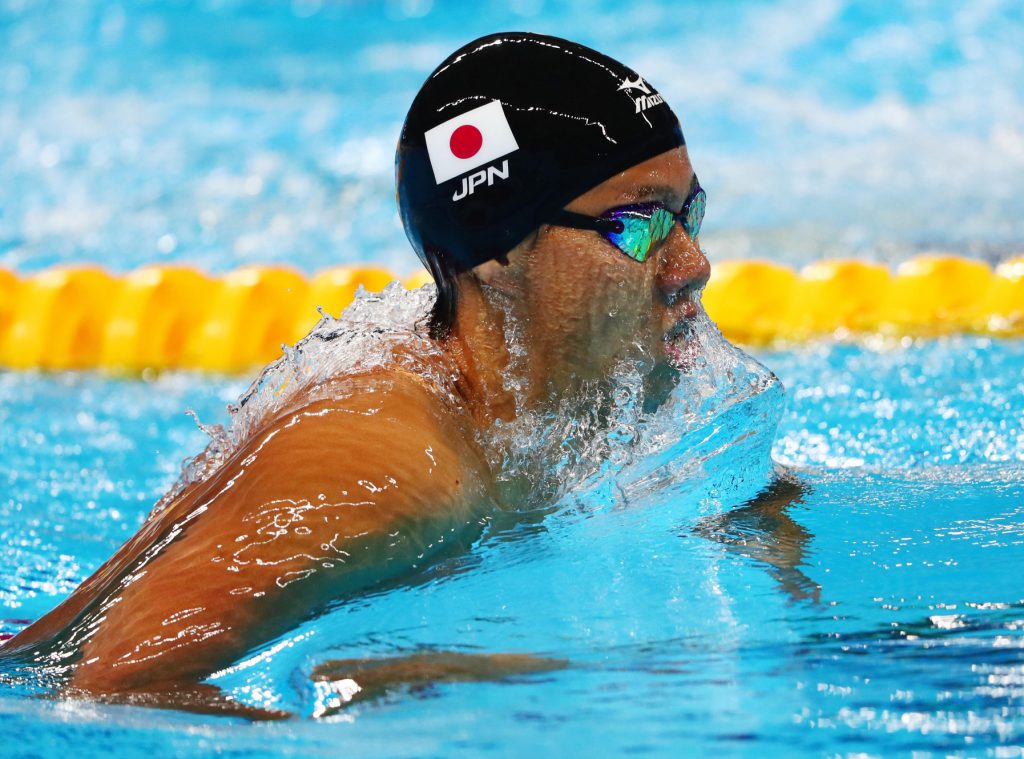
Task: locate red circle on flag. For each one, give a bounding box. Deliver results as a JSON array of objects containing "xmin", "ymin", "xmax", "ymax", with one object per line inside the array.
[{"xmin": 449, "ymin": 125, "xmax": 483, "ymax": 159}]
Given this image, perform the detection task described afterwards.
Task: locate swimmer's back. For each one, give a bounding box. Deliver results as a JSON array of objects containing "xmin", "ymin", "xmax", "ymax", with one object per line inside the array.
[{"xmin": 4, "ymin": 367, "xmax": 492, "ymax": 695}]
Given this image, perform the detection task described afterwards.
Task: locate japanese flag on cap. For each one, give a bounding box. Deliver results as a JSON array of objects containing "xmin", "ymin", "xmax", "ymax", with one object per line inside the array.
[{"xmin": 424, "ymin": 100, "xmax": 519, "ymax": 185}]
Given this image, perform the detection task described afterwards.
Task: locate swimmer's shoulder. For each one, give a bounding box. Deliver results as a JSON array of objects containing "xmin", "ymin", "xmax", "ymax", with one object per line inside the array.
[
  {"xmin": 283, "ymin": 363, "xmax": 477, "ymax": 454},
  {"xmin": 147, "ymin": 362, "xmax": 488, "ymax": 535},
  {"xmin": 242, "ymin": 364, "xmax": 492, "ymax": 518}
]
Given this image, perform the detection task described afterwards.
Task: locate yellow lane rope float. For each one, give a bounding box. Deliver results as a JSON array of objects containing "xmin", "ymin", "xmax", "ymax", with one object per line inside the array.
[{"xmin": 0, "ymin": 255, "xmax": 1021, "ymax": 373}]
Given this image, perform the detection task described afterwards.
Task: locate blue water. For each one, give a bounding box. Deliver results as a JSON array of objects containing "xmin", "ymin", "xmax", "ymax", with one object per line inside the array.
[
  {"xmin": 2, "ymin": 0, "xmax": 1023, "ymax": 272},
  {"xmin": 1, "ymin": 338, "xmax": 1023, "ymax": 756},
  {"xmin": 2, "ymin": 0, "xmax": 1024, "ymax": 756}
]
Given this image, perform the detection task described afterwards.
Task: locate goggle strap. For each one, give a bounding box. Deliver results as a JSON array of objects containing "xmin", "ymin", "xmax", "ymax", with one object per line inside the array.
[{"xmin": 550, "ymin": 209, "xmax": 625, "ymax": 235}]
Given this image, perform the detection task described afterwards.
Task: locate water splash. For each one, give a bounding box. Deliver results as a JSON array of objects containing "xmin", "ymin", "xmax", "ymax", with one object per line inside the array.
[
  {"xmin": 616, "ymin": 309, "xmax": 784, "ymax": 506},
  {"xmin": 154, "ymin": 282, "xmax": 457, "ymax": 513},
  {"xmin": 487, "ymin": 305, "xmax": 784, "ymax": 515},
  {"xmin": 162, "ymin": 285, "xmax": 783, "ymax": 519}
]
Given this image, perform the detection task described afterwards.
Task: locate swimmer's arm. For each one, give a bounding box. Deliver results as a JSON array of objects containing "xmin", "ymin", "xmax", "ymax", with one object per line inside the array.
[{"xmin": 68, "ymin": 376, "xmax": 492, "ymax": 694}]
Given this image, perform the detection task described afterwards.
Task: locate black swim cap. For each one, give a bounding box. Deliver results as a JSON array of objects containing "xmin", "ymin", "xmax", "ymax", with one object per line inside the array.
[{"xmin": 396, "ymin": 32, "xmax": 685, "ymax": 275}]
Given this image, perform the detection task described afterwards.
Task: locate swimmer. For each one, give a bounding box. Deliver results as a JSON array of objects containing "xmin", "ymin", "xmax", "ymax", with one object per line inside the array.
[{"xmin": 1, "ymin": 33, "xmax": 736, "ymax": 715}]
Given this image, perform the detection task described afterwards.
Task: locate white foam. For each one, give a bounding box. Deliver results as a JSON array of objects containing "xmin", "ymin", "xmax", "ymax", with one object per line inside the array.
[{"xmin": 160, "ymin": 285, "xmax": 782, "ymax": 517}]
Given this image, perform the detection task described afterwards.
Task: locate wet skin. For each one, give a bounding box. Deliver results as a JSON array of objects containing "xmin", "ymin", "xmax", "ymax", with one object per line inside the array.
[
  {"xmin": 1, "ymin": 147, "xmax": 712, "ymax": 711},
  {"xmin": 3, "ymin": 375, "xmax": 492, "ymax": 700},
  {"xmin": 452, "ymin": 145, "xmax": 710, "ymax": 423}
]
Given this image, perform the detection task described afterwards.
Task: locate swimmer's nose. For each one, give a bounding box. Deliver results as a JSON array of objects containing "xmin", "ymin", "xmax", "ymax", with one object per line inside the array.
[{"xmin": 656, "ymin": 234, "xmax": 710, "ymax": 304}]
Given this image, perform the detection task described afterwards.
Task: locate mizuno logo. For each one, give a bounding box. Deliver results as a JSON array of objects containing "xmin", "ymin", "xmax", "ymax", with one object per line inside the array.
[
  {"xmin": 633, "ymin": 93, "xmax": 665, "ymax": 113},
  {"xmin": 617, "ymin": 76, "xmax": 652, "ymax": 95},
  {"xmin": 618, "ymin": 76, "xmax": 665, "ymax": 118}
]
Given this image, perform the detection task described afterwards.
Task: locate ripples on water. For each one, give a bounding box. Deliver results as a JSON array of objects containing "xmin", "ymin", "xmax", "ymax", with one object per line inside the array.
[
  {"xmin": 2, "ymin": 0, "xmax": 1024, "ymax": 754},
  {"xmin": 1, "ymin": 281, "xmax": 1022, "ymax": 754}
]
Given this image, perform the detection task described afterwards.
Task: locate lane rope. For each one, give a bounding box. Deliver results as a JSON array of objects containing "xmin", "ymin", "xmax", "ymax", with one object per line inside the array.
[{"xmin": 0, "ymin": 255, "xmax": 1021, "ymax": 372}]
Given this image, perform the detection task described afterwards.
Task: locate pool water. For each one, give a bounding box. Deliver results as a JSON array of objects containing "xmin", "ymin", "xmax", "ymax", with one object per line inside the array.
[
  {"xmin": 1, "ymin": 336, "xmax": 1022, "ymax": 756},
  {"xmin": 2, "ymin": 0, "xmax": 1023, "ymax": 272},
  {"xmin": 2, "ymin": 0, "xmax": 1024, "ymax": 756}
]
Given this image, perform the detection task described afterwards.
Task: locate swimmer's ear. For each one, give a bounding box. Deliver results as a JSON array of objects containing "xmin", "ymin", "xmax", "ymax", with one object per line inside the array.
[
  {"xmin": 472, "ymin": 232, "xmax": 535, "ymax": 290},
  {"xmin": 471, "ymin": 258, "xmax": 510, "ymax": 287}
]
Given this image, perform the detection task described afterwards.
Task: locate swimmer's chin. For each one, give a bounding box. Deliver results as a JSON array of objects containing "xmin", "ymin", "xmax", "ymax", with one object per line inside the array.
[
  {"xmin": 642, "ymin": 355, "xmax": 682, "ymax": 413},
  {"xmin": 662, "ymin": 299, "xmax": 703, "ymax": 372},
  {"xmin": 663, "ymin": 333, "xmax": 699, "ymax": 373}
]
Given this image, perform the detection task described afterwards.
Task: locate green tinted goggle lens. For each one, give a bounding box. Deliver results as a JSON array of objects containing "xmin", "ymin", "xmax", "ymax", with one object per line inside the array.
[
  {"xmin": 548, "ymin": 184, "xmax": 706, "ymax": 263},
  {"xmin": 599, "ymin": 188, "xmax": 706, "ymax": 262},
  {"xmin": 606, "ymin": 207, "xmax": 675, "ymax": 263}
]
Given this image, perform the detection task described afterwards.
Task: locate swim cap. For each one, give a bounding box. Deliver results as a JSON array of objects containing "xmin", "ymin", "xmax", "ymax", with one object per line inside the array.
[{"xmin": 396, "ymin": 32, "xmax": 685, "ymax": 275}]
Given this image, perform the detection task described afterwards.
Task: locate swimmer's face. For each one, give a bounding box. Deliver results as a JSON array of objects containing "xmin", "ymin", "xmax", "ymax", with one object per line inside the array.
[{"xmin": 493, "ymin": 147, "xmax": 710, "ymax": 392}]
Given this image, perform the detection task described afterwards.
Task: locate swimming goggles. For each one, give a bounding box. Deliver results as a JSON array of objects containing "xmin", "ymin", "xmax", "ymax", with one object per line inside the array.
[{"xmin": 548, "ymin": 181, "xmax": 706, "ymax": 263}]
